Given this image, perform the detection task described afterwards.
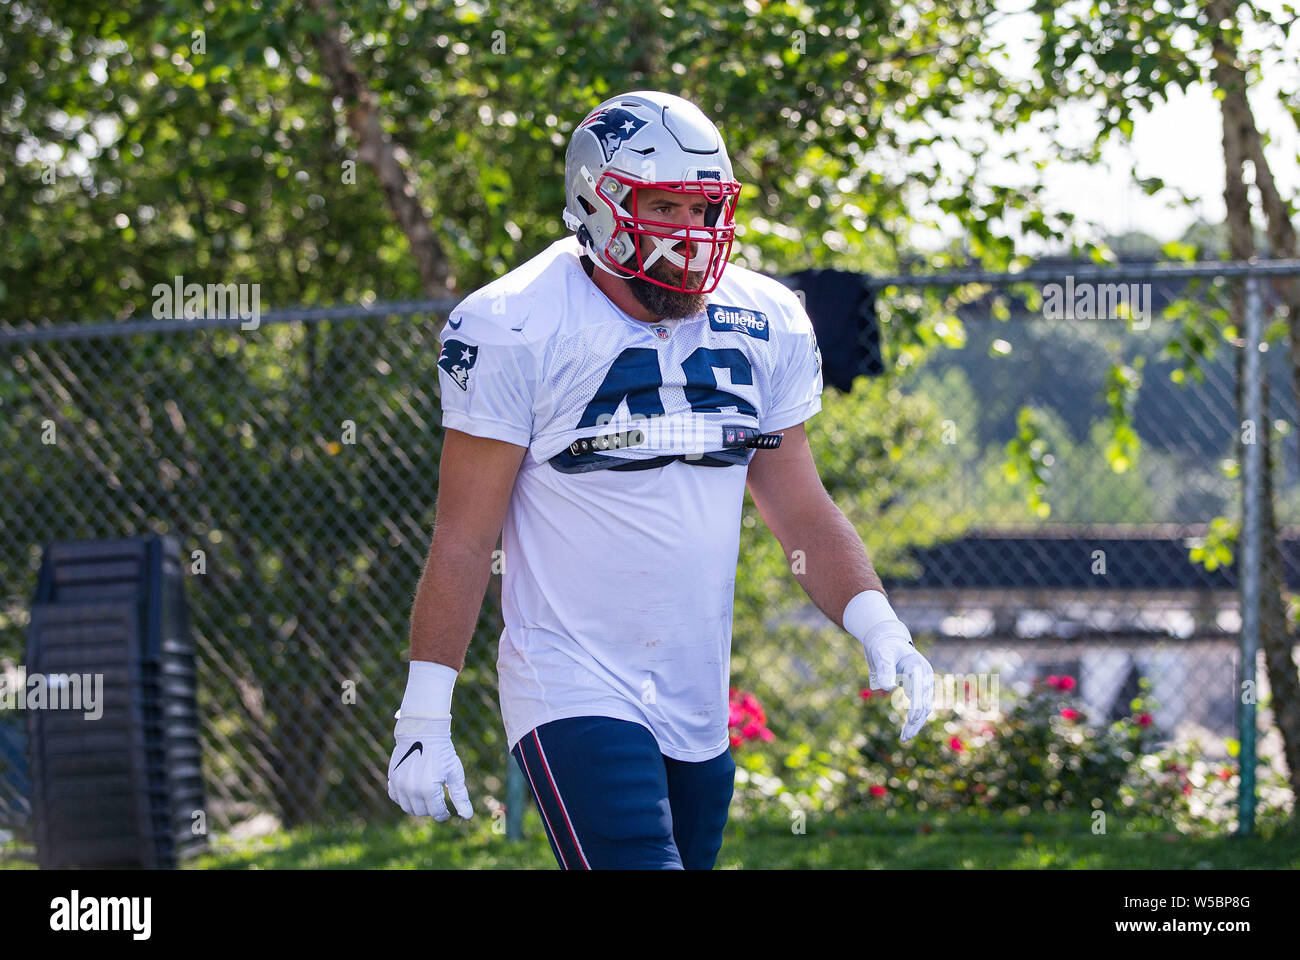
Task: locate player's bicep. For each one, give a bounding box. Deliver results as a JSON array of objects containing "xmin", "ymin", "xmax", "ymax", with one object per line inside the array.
[
  {"xmin": 745, "ymin": 422, "xmax": 831, "ymax": 544},
  {"xmin": 432, "ymin": 429, "xmax": 527, "ymax": 555}
]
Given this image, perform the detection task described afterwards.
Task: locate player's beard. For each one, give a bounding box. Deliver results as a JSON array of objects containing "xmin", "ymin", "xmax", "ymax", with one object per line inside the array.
[{"xmin": 625, "ymin": 242, "xmax": 711, "ymax": 321}]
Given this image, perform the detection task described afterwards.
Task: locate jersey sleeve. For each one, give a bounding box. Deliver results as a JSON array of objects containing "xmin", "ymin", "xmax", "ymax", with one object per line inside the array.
[
  {"xmin": 762, "ymin": 291, "xmax": 824, "ymax": 433},
  {"xmin": 436, "ymin": 304, "xmax": 542, "ymax": 448}
]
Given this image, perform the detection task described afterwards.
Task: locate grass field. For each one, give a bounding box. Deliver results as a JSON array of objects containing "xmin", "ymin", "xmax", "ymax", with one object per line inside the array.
[
  {"xmin": 187, "ymin": 808, "xmax": 1299, "ymax": 870},
  {"xmin": 4, "ymin": 808, "xmax": 1296, "ymax": 870}
]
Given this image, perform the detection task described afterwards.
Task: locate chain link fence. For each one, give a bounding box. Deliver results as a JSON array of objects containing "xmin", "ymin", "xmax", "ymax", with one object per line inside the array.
[
  {"xmin": 878, "ymin": 262, "xmax": 1298, "ymax": 764},
  {"xmin": 730, "ymin": 260, "xmax": 1300, "ymax": 830},
  {"xmin": 2, "ymin": 260, "xmax": 1298, "ymax": 839}
]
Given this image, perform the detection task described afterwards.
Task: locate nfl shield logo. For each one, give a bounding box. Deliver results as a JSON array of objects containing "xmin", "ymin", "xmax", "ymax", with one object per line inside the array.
[{"xmin": 652, "ymin": 325, "xmax": 670, "ymax": 340}]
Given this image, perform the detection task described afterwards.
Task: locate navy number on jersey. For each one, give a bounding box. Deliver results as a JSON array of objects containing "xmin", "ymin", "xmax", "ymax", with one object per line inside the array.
[
  {"xmin": 681, "ymin": 347, "xmax": 756, "ymax": 418},
  {"xmin": 577, "ymin": 347, "xmax": 754, "ymax": 426},
  {"xmin": 577, "ymin": 348, "xmax": 666, "ymax": 427}
]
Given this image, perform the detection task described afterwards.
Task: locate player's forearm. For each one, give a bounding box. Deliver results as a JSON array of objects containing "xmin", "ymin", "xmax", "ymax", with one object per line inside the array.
[
  {"xmin": 780, "ymin": 500, "xmax": 886, "ymax": 631},
  {"xmin": 407, "ymin": 533, "xmax": 497, "ymax": 671}
]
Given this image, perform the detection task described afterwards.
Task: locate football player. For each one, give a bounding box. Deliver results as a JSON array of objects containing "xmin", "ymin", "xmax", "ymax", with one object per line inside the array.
[{"xmin": 388, "ymin": 90, "xmax": 934, "ymax": 869}]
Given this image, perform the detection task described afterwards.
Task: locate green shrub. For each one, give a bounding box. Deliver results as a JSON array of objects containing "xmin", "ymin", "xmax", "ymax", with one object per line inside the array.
[
  {"xmin": 1117, "ymin": 737, "xmax": 1294, "ymax": 835},
  {"xmin": 729, "ymin": 672, "xmax": 1294, "ymax": 833}
]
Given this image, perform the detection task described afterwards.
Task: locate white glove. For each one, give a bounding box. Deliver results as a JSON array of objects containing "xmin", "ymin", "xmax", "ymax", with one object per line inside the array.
[
  {"xmin": 845, "ymin": 591, "xmax": 935, "ymax": 743},
  {"xmin": 388, "ymin": 715, "xmax": 473, "ymax": 821},
  {"xmin": 860, "ymin": 620, "xmax": 935, "ymax": 742},
  {"xmin": 387, "ymin": 660, "xmax": 473, "ymax": 821}
]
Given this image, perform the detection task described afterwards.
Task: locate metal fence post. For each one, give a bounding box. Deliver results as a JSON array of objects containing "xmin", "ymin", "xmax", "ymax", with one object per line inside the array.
[{"xmin": 1236, "ymin": 267, "xmax": 1262, "ymax": 837}]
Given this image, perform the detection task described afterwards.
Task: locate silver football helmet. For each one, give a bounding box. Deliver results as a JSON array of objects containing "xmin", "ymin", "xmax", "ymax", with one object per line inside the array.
[{"xmin": 562, "ymin": 91, "xmax": 741, "ymax": 294}]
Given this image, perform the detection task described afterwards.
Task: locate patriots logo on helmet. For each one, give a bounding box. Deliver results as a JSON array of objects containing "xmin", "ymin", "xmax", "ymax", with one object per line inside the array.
[
  {"xmin": 578, "ymin": 107, "xmax": 649, "ymax": 162},
  {"xmin": 438, "ymin": 339, "xmax": 478, "ymax": 391}
]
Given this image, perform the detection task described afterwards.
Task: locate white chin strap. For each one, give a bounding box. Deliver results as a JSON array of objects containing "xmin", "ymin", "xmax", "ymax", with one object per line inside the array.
[
  {"xmin": 583, "ymin": 239, "xmax": 636, "ymax": 279},
  {"xmin": 563, "ymin": 208, "xmax": 633, "ymax": 278},
  {"xmin": 563, "ymin": 208, "xmax": 712, "ymax": 277}
]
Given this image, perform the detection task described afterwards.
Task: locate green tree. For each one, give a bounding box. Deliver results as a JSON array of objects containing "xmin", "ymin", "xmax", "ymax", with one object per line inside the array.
[
  {"xmin": 4, "ymin": 0, "xmax": 1050, "ymax": 825},
  {"xmin": 1024, "ymin": 0, "xmax": 1300, "ymax": 810}
]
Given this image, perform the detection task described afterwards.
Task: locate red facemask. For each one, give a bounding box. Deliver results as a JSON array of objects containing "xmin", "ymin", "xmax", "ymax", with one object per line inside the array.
[{"xmin": 592, "ymin": 171, "xmax": 741, "ymax": 294}]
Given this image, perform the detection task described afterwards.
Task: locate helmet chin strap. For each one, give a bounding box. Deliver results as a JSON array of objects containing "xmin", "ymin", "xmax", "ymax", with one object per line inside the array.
[
  {"xmin": 563, "ymin": 208, "xmax": 637, "ymax": 279},
  {"xmin": 583, "ymin": 238, "xmax": 636, "ymax": 279},
  {"xmin": 563, "ymin": 207, "xmax": 710, "ymax": 279}
]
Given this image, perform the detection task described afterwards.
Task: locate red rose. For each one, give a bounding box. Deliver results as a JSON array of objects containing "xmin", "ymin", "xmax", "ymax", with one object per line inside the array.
[
  {"xmin": 949, "ymin": 736, "xmax": 964, "ymax": 752},
  {"xmin": 759, "ymin": 727, "xmax": 774, "ymax": 742},
  {"xmin": 1060, "ymin": 708, "xmax": 1080, "ymax": 721},
  {"xmin": 860, "ymin": 688, "xmax": 874, "ymax": 700},
  {"xmin": 1058, "ymin": 675, "xmax": 1076, "ymax": 691},
  {"xmin": 870, "ymin": 785, "xmax": 888, "ymax": 797},
  {"xmin": 1136, "ymin": 713, "xmax": 1153, "ymax": 728},
  {"xmin": 1046, "ymin": 675, "xmax": 1060, "ymax": 689}
]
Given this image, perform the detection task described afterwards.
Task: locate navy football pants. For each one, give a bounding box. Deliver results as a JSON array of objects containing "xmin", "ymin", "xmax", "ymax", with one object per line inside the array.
[{"xmin": 510, "ymin": 716, "xmax": 736, "ymax": 870}]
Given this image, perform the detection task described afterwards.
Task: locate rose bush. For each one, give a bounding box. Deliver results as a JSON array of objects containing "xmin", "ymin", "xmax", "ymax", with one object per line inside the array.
[{"xmin": 728, "ymin": 673, "xmax": 1295, "ymax": 832}]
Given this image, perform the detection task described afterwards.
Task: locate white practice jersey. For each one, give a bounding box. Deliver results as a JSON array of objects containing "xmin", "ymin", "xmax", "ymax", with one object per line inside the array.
[{"xmin": 436, "ymin": 235, "xmax": 823, "ymax": 760}]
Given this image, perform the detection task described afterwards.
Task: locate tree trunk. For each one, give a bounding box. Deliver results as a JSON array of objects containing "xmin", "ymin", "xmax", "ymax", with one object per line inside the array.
[
  {"xmin": 1258, "ymin": 372, "xmax": 1300, "ymax": 794},
  {"xmin": 1212, "ymin": 0, "xmax": 1300, "ymax": 800},
  {"xmin": 305, "ymin": 0, "xmax": 453, "ymax": 296},
  {"xmin": 1208, "ymin": 0, "xmax": 1300, "ymax": 462}
]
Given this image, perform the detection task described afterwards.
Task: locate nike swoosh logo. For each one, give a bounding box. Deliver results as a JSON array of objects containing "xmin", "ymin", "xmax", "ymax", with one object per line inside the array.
[
  {"xmin": 395, "ymin": 742, "xmax": 423, "ymax": 769},
  {"xmin": 448, "ymin": 318, "xmax": 463, "ymax": 329}
]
